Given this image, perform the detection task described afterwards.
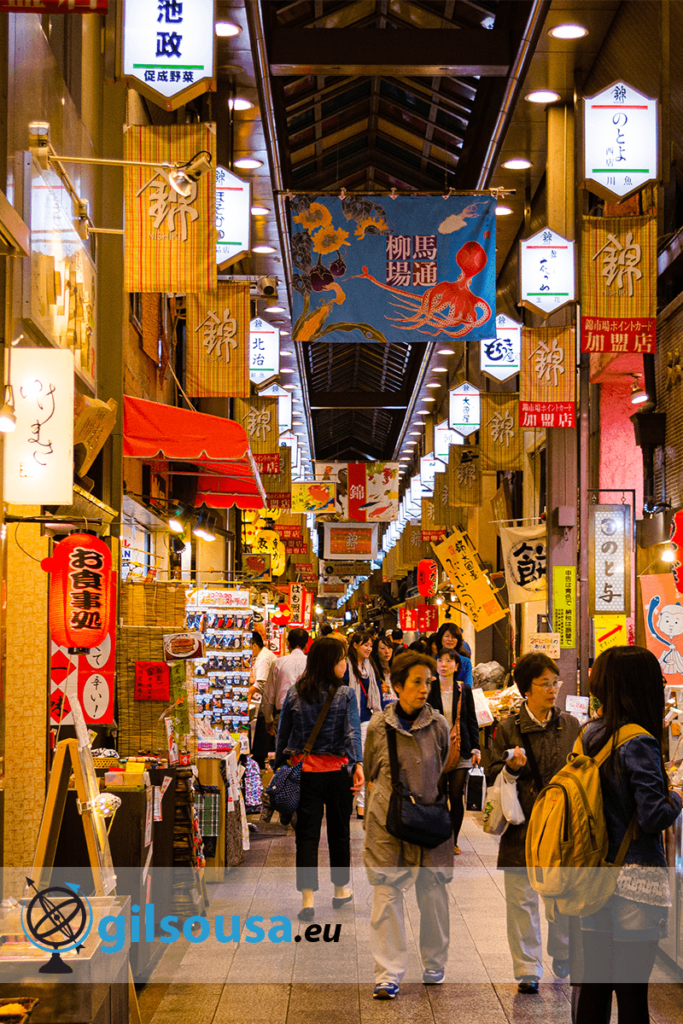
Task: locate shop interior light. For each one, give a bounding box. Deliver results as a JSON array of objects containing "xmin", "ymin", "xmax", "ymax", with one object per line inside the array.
[
  {"xmin": 630, "ymin": 375, "xmax": 649, "ymax": 404},
  {"xmin": 228, "ymin": 97, "xmax": 254, "ymax": 111},
  {"xmin": 216, "ymin": 20, "xmax": 241, "ymax": 36},
  {"xmin": 168, "ymin": 151, "xmax": 213, "ymax": 198},
  {"xmin": 168, "ymin": 507, "xmax": 186, "ymax": 534},
  {"xmin": 525, "ymin": 90, "xmax": 561, "ymax": 104},
  {"xmin": 0, "ymin": 386, "xmax": 16, "ymax": 433},
  {"xmin": 549, "ymin": 23, "xmax": 588, "ymax": 39},
  {"xmin": 252, "ymin": 245, "xmax": 276, "ymax": 254},
  {"xmin": 193, "ymin": 506, "xmax": 216, "ymax": 543},
  {"xmin": 251, "ymin": 205, "xmax": 269, "ymax": 216},
  {"xmin": 503, "ymin": 158, "xmax": 532, "ymax": 170},
  {"xmin": 495, "ymin": 205, "xmax": 513, "ymax": 216},
  {"xmin": 234, "ymin": 157, "xmax": 263, "ymax": 170},
  {"xmin": 661, "ymin": 547, "xmax": 676, "ymax": 563}
]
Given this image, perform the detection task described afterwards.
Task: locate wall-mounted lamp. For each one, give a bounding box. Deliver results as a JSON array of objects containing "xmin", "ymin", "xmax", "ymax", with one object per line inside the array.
[{"xmin": 630, "ymin": 374, "xmax": 649, "ymax": 405}]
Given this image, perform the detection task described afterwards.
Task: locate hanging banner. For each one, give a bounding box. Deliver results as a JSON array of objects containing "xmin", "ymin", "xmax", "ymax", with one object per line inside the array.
[
  {"xmin": 520, "ymin": 327, "xmax": 576, "ymax": 429},
  {"xmin": 290, "ymin": 481, "xmax": 336, "ymax": 514},
  {"xmin": 290, "ymin": 194, "xmax": 496, "ymax": 345},
  {"xmin": 427, "ymin": 470, "xmax": 458, "ymax": 535},
  {"xmin": 583, "ymin": 81, "xmax": 658, "ymax": 201},
  {"xmin": 434, "ymin": 418, "xmax": 463, "ymax": 461},
  {"xmin": 449, "ymin": 381, "xmax": 480, "ymax": 437},
  {"xmin": 249, "ymin": 317, "xmax": 280, "ymax": 387},
  {"xmin": 499, "ymin": 523, "xmax": 547, "ymax": 604},
  {"xmin": 417, "ymin": 605, "xmax": 439, "ymax": 633},
  {"xmin": 448, "ymin": 446, "xmax": 481, "ymax": 508},
  {"xmin": 480, "ymin": 394, "xmax": 524, "ymax": 471},
  {"xmin": 324, "ymin": 523, "xmax": 378, "ymax": 560},
  {"xmin": 640, "ymin": 573, "xmax": 683, "ymax": 682},
  {"xmin": 346, "ymin": 462, "xmax": 400, "ymax": 522},
  {"xmin": 520, "ymin": 227, "xmax": 575, "ymax": 317},
  {"xmin": 216, "ymin": 165, "xmax": 251, "ymax": 268},
  {"xmin": 124, "ymin": 124, "xmax": 216, "ymax": 293},
  {"xmin": 552, "ymin": 566, "xmax": 576, "ymax": 648},
  {"xmin": 399, "ymin": 607, "xmax": 418, "ymax": 631},
  {"xmin": 432, "ymin": 529, "xmax": 507, "ymax": 632},
  {"xmin": 262, "ymin": 447, "xmax": 292, "ymax": 509},
  {"xmin": 581, "ymin": 216, "xmax": 656, "ymax": 355},
  {"xmin": 289, "ymin": 583, "xmax": 305, "ymax": 626},
  {"xmin": 234, "ymin": 396, "xmax": 279, "ymax": 455},
  {"xmin": 185, "ymin": 282, "xmax": 250, "ymax": 397},
  {"xmin": 589, "ymin": 504, "xmax": 631, "ymax": 616},
  {"xmin": 481, "ymin": 313, "xmax": 522, "ymax": 383}
]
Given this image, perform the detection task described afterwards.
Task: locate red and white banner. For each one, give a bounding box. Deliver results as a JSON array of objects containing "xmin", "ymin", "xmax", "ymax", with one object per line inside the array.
[
  {"xmin": 49, "ymin": 618, "xmax": 116, "ymax": 727},
  {"xmin": 399, "ymin": 608, "xmax": 417, "ymax": 631},
  {"xmin": 417, "ymin": 605, "xmax": 439, "ymax": 633}
]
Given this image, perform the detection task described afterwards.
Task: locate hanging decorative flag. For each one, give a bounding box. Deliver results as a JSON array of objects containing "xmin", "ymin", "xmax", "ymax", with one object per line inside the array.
[
  {"xmin": 481, "ymin": 313, "xmax": 522, "ymax": 382},
  {"xmin": 581, "ymin": 216, "xmax": 656, "ymax": 355},
  {"xmin": 124, "ymin": 124, "xmax": 216, "ymax": 293},
  {"xmin": 216, "ymin": 165, "xmax": 251, "ymax": 267},
  {"xmin": 400, "ymin": 607, "xmax": 418, "ymax": 631},
  {"xmin": 670, "ymin": 510, "xmax": 683, "ymax": 595},
  {"xmin": 480, "ymin": 393, "xmax": 523, "ymax": 471},
  {"xmin": 291, "ymin": 481, "xmax": 337, "ymax": 513},
  {"xmin": 499, "ymin": 523, "xmax": 547, "ymax": 604},
  {"xmin": 234, "ymin": 395, "xmax": 279, "ymax": 462},
  {"xmin": 520, "ymin": 227, "xmax": 575, "ymax": 317},
  {"xmin": 431, "ymin": 529, "xmax": 507, "ymax": 632},
  {"xmin": 324, "ymin": 523, "xmax": 378, "ymax": 560},
  {"xmin": 347, "ymin": 462, "xmax": 400, "ymax": 522},
  {"xmin": 262, "ymin": 447, "xmax": 292, "ymax": 510},
  {"xmin": 583, "ymin": 81, "xmax": 658, "ymax": 201},
  {"xmin": 520, "ymin": 327, "xmax": 576, "ymax": 428},
  {"xmin": 185, "ymin": 282, "xmax": 250, "ymax": 397},
  {"xmin": 589, "ymin": 504, "xmax": 631, "ymax": 616},
  {"xmin": 449, "ymin": 381, "xmax": 481, "ymax": 437},
  {"xmin": 249, "ymin": 317, "xmax": 280, "ymax": 386},
  {"xmin": 433, "ymin": 469, "xmax": 459, "ymax": 529},
  {"xmin": 290, "ymin": 195, "xmax": 496, "ymax": 344},
  {"xmin": 640, "ymin": 573, "xmax": 683, "ymax": 682},
  {"xmin": 448, "ymin": 446, "xmax": 482, "ymax": 507}
]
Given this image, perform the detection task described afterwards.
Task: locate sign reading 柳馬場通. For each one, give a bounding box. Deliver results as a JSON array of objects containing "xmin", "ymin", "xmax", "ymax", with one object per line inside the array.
[
  {"xmin": 583, "ymin": 81, "xmax": 658, "ymax": 201},
  {"xmin": 249, "ymin": 318, "xmax": 280, "ymax": 387},
  {"xmin": 520, "ymin": 227, "xmax": 575, "ymax": 318},
  {"xmin": 480, "ymin": 314, "xmax": 522, "ymax": 383},
  {"xmin": 121, "ymin": 0, "xmax": 216, "ymax": 111},
  {"xmin": 216, "ymin": 166, "xmax": 250, "ymax": 267}
]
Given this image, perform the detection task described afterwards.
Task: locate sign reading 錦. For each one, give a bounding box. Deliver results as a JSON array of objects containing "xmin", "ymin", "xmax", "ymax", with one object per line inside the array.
[
  {"xmin": 186, "ymin": 283, "xmax": 250, "ymax": 397},
  {"xmin": 520, "ymin": 327, "xmax": 575, "ymax": 429},
  {"xmin": 121, "ymin": 0, "xmax": 216, "ymax": 112},
  {"xmin": 249, "ymin": 318, "xmax": 280, "ymax": 387},
  {"xmin": 449, "ymin": 381, "xmax": 480, "ymax": 437},
  {"xmin": 520, "ymin": 227, "xmax": 575, "ymax": 317},
  {"xmin": 589, "ymin": 504, "xmax": 631, "ymax": 617},
  {"xmin": 481, "ymin": 314, "xmax": 522, "ymax": 383},
  {"xmin": 583, "ymin": 81, "xmax": 658, "ymax": 201},
  {"xmin": 216, "ymin": 165, "xmax": 250, "ymax": 267}
]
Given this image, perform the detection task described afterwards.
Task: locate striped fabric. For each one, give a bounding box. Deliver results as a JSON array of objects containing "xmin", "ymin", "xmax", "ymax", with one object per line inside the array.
[
  {"xmin": 124, "ymin": 124, "xmax": 216, "ymax": 294},
  {"xmin": 582, "ymin": 216, "xmax": 656, "ymax": 320},
  {"xmin": 262, "ymin": 447, "xmax": 292, "ymax": 509},
  {"xmin": 233, "ymin": 396, "xmax": 279, "ymax": 454},
  {"xmin": 433, "ymin": 468, "xmax": 460, "ymax": 526},
  {"xmin": 520, "ymin": 328, "xmax": 575, "ymax": 406},
  {"xmin": 480, "ymin": 394, "xmax": 523, "ymax": 471},
  {"xmin": 448, "ymin": 445, "xmax": 482, "ymax": 507},
  {"xmin": 186, "ymin": 283, "xmax": 250, "ymax": 397}
]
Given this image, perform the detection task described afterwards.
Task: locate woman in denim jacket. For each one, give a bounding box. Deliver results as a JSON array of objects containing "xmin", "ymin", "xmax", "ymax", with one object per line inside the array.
[
  {"xmin": 575, "ymin": 646, "xmax": 683, "ymax": 1024},
  {"xmin": 275, "ymin": 637, "xmax": 364, "ymax": 921}
]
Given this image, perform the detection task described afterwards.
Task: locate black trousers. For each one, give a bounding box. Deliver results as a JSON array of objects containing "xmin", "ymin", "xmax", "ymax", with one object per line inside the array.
[
  {"xmin": 575, "ymin": 932, "xmax": 659, "ymax": 1024},
  {"xmin": 295, "ymin": 769, "xmax": 353, "ymax": 892},
  {"xmin": 251, "ymin": 712, "xmax": 274, "ymax": 769},
  {"xmin": 447, "ymin": 767, "xmax": 468, "ymax": 844}
]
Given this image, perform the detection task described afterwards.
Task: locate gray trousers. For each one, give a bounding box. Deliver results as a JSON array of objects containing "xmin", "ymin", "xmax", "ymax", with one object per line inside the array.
[
  {"xmin": 504, "ymin": 870, "xmax": 569, "ymax": 980},
  {"xmin": 370, "ymin": 869, "xmax": 450, "ymax": 984}
]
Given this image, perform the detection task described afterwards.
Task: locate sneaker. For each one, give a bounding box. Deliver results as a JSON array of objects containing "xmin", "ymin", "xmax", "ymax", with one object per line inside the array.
[
  {"xmin": 517, "ymin": 978, "xmax": 539, "ymax": 994},
  {"xmin": 552, "ymin": 958, "xmax": 570, "ymax": 980},
  {"xmin": 422, "ymin": 968, "xmax": 445, "ymax": 985},
  {"xmin": 373, "ymin": 983, "xmax": 399, "ymax": 1000},
  {"xmin": 453, "ymin": 845, "xmax": 461, "ymax": 854}
]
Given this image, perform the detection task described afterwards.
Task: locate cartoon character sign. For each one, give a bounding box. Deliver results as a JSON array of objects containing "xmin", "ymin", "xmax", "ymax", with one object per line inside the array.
[
  {"xmin": 640, "ymin": 574, "xmax": 683, "ymax": 683},
  {"xmin": 669, "ymin": 509, "xmax": 683, "ymax": 595}
]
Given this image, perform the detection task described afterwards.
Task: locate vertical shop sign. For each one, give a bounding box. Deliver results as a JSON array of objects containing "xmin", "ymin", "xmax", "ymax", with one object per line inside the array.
[
  {"xmin": 581, "ymin": 216, "xmax": 656, "ymax": 354},
  {"xmin": 216, "ymin": 165, "xmax": 250, "ymax": 267},
  {"xmin": 434, "ymin": 418, "xmax": 463, "ymax": 461},
  {"xmin": 124, "ymin": 124, "xmax": 216, "ymax": 293},
  {"xmin": 520, "ymin": 228, "xmax": 575, "ymax": 317},
  {"xmin": 480, "ymin": 313, "xmax": 522, "ymax": 382},
  {"xmin": 249, "ymin": 317, "xmax": 280, "ymax": 387},
  {"xmin": 432, "ymin": 529, "xmax": 507, "ymax": 632},
  {"xmin": 4, "ymin": 347, "xmax": 74, "ymax": 505},
  {"xmin": 420, "ymin": 455, "xmax": 444, "ymax": 497},
  {"xmin": 669, "ymin": 509, "xmax": 683, "ymax": 595},
  {"xmin": 263, "ymin": 446, "xmax": 292, "ymax": 509},
  {"xmin": 258, "ymin": 383, "xmax": 292, "ymax": 433},
  {"xmin": 519, "ymin": 327, "xmax": 576, "ymax": 428},
  {"xmin": 449, "ymin": 381, "xmax": 481, "ymax": 437},
  {"xmin": 583, "ymin": 82, "xmax": 658, "ymax": 201},
  {"xmin": 448, "ymin": 446, "xmax": 481, "ymax": 508},
  {"xmin": 234, "ymin": 395, "xmax": 279, "ymax": 453},
  {"xmin": 289, "ymin": 583, "xmax": 305, "ymax": 626},
  {"xmin": 480, "ymin": 394, "xmax": 523, "ymax": 471},
  {"xmin": 589, "ymin": 504, "xmax": 631, "ymax": 616},
  {"xmin": 499, "ymin": 524, "xmax": 547, "ymax": 604},
  {"xmin": 186, "ymin": 282, "xmax": 250, "ymax": 397},
  {"xmin": 400, "ymin": 607, "xmax": 418, "ymax": 631},
  {"xmin": 417, "ymin": 605, "xmax": 439, "ymax": 633},
  {"xmin": 552, "ymin": 566, "xmax": 576, "ymax": 648},
  {"xmin": 121, "ymin": 0, "xmax": 216, "ymax": 112}
]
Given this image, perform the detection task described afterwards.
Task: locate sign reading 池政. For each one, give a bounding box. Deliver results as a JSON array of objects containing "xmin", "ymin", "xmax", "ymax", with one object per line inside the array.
[
  {"xmin": 121, "ymin": 0, "xmax": 216, "ymax": 112},
  {"xmin": 185, "ymin": 282, "xmax": 250, "ymax": 397},
  {"xmin": 520, "ymin": 227, "xmax": 575, "ymax": 318},
  {"xmin": 581, "ymin": 216, "xmax": 656, "ymax": 355},
  {"xmin": 520, "ymin": 327, "xmax": 575, "ymax": 429},
  {"xmin": 583, "ymin": 81, "xmax": 658, "ymax": 201},
  {"xmin": 589, "ymin": 504, "xmax": 631, "ymax": 617},
  {"xmin": 124, "ymin": 124, "xmax": 216, "ymax": 294}
]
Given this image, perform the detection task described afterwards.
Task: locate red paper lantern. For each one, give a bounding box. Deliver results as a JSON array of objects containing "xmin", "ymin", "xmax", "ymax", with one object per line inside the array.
[
  {"xmin": 417, "ymin": 559, "xmax": 438, "ymax": 597},
  {"xmin": 41, "ymin": 534, "xmax": 113, "ymax": 650},
  {"xmin": 271, "ymin": 603, "xmax": 293, "ymax": 627}
]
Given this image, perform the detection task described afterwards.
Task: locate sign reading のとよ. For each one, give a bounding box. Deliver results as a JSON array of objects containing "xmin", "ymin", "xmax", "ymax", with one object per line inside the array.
[
  {"xmin": 449, "ymin": 381, "xmax": 481, "ymax": 437},
  {"xmin": 583, "ymin": 81, "xmax": 658, "ymax": 201},
  {"xmin": 121, "ymin": 0, "xmax": 216, "ymax": 111},
  {"xmin": 480, "ymin": 314, "xmax": 522, "ymax": 383},
  {"xmin": 216, "ymin": 165, "xmax": 251, "ymax": 267},
  {"xmin": 520, "ymin": 227, "xmax": 575, "ymax": 317},
  {"xmin": 588, "ymin": 504, "xmax": 631, "ymax": 617}
]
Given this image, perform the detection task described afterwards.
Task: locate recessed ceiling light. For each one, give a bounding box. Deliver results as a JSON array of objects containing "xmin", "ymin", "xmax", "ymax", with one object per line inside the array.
[
  {"xmin": 216, "ymin": 21, "xmax": 241, "ymax": 36},
  {"xmin": 409, "ymin": 430, "xmax": 422, "ymax": 436},
  {"xmin": 251, "ymin": 206, "xmax": 269, "ymax": 216},
  {"xmin": 228, "ymin": 97, "xmax": 254, "ymax": 111},
  {"xmin": 496, "ymin": 205, "xmax": 513, "ymax": 216},
  {"xmin": 432, "ymin": 367, "xmax": 448, "ymax": 373},
  {"xmin": 438, "ymin": 347, "xmax": 455, "ymax": 355},
  {"xmin": 252, "ymin": 245, "xmax": 276, "ymax": 254},
  {"xmin": 234, "ymin": 158, "xmax": 263, "ymax": 170},
  {"xmin": 281, "ymin": 368, "xmax": 295, "ymax": 374},
  {"xmin": 280, "ymin": 349, "xmax": 293, "ymax": 355},
  {"xmin": 284, "ymin": 384, "xmax": 297, "ymax": 390},
  {"xmin": 280, "ymin": 330, "xmax": 290, "ymax": 336},
  {"xmin": 549, "ymin": 23, "xmax": 588, "ymax": 39},
  {"xmin": 503, "ymin": 158, "xmax": 532, "ymax": 170},
  {"xmin": 525, "ymin": 90, "xmax": 561, "ymax": 104},
  {"xmin": 426, "ymin": 382, "xmax": 441, "ymax": 389},
  {"xmin": 267, "ymin": 304, "xmax": 286, "ymax": 313},
  {"xmin": 422, "ymin": 396, "xmax": 436, "ymax": 402}
]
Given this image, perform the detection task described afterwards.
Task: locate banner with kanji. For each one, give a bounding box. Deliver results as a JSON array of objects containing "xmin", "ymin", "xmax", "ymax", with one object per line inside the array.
[
  {"xmin": 233, "ymin": 396, "xmax": 279, "ymax": 456},
  {"xmin": 432, "ymin": 529, "xmax": 507, "ymax": 632},
  {"xmin": 346, "ymin": 462, "xmax": 400, "ymax": 521},
  {"xmin": 420, "ymin": 472, "xmax": 457, "ymax": 540},
  {"xmin": 290, "ymin": 195, "xmax": 496, "ymax": 344},
  {"xmin": 520, "ymin": 327, "xmax": 575, "ymax": 429},
  {"xmin": 185, "ymin": 282, "xmax": 250, "ymax": 397},
  {"xmin": 581, "ymin": 216, "xmax": 656, "ymax": 354},
  {"xmin": 499, "ymin": 523, "xmax": 547, "ymax": 604},
  {"xmin": 262, "ymin": 447, "xmax": 292, "ymax": 510},
  {"xmin": 448, "ymin": 446, "xmax": 481, "ymax": 507},
  {"xmin": 480, "ymin": 394, "xmax": 524, "ymax": 471},
  {"xmin": 124, "ymin": 124, "xmax": 216, "ymax": 293}
]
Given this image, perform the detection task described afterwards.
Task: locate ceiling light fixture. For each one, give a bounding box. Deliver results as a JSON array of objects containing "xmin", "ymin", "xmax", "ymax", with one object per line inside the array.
[
  {"xmin": 422, "ymin": 396, "xmax": 436, "ymax": 402},
  {"xmin": 661, "ymin": 547, "xmax": 676, "ymax": 563},
  {"xmin": 266, "ymin": 304, "xmax": 286, "ymax": 313},
  {"xmin": 432, "ymin": 367, "xmax": 448, "ymax": 373},
  {"xmin": 495, "ymin": 205, "xmax": 513, "ymax": 216},
  {"xmin": 228, "ymin": 97, "xmax": 254, "ymax": 111},
  {"xmin": 193, "ymin": 505, "xmax": 216, "ymax": 543},
  {"xmin": 549, "ymin": 23, "xmax": 588, "ymax": 39},
  {"xmin": 525, "ymin": 90, "xmax": 561, "ymax": 104},
  {"xmin": 280, "ymin": 330, "xmax": 290, "ymax": 336},
  {"xmin": 409, "ymin": 430, "xmax": 422, "ymax": 436},
  {"xmin": 284, "ymin": 384, "xmax": 297, "ymax": 390},
  {"xmin": 426, "ymin": 382, "xmax": 441, "ymax": 389},
  {"xmin": 233, "ymin": 157, "xmax": 263, "ymax": 170},
  {"xmin": 252, "ymin": 245, "xmax": 276, "ymax": 254},
  {"xmin": 168, "ymin": 506, "xmax": 186, "ymax": 535},
  {"xmin": 438, "ymin": 347, "xmax": 455, "ymax": 355},
  {"xmin": 503, "ymin": 158, "xmax": 532, "ymax": 170},
  {"xmin": 281, "ymin": 367, "xmax": 295, "ymax": 374},
  {"xmin": 251, "ymin": 205, "xmax": 269, "ymax": 216},
  {"xmin": 216, "ymin": 20, "xmax": 241, "ymax": 36}
]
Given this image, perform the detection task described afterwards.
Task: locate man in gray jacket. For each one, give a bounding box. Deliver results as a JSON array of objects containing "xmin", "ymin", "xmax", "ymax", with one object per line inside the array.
[{"xmin": 488, "ymin": 652, "xmax": 580, "ymax": 994}]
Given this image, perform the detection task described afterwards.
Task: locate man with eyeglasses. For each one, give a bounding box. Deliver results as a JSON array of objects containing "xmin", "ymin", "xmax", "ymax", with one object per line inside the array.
[{"xmin": 488, "ymin": 652, "xmax": 580, "ymax": 994}]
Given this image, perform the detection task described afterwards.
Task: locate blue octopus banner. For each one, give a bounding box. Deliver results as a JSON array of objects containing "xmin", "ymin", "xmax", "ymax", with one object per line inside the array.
[{"xmin": 289, "ymin": 194, "xmax": 496, "ymax": 344}]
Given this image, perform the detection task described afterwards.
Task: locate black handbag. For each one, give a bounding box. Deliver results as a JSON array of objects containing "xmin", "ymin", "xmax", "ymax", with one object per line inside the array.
[{"xmin": 385, "ymin": 724, "xmax": 452, "ymax": 850}]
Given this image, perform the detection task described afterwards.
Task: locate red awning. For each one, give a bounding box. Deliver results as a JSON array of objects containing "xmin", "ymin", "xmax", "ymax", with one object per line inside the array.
[{"xmin": 123, "ymin": 395, "xmax": 266, "ymax": 510}]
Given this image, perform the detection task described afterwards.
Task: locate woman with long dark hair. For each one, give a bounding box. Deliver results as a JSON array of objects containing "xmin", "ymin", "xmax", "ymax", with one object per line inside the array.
[
  {"xmin": 344, "ymin": 629, "xmax": 382, "ymax": 818},
  {"xmin": 436, "ymin": 623, "xmax": 473, "ymax": 687},
  {"xmin": 436, "ymin": 648, "xmax": 480, "ymax": 854},
  {"xmin": 275, "ymin": 637, "xmax": 364, "ymax": 921},
  {"xmin": 372, "ymin": 635, "xmax": 397, "ymax": 706},
  {"xmin": 575, "ymin": 645, "xmax": 682, "ymax": 1024}
]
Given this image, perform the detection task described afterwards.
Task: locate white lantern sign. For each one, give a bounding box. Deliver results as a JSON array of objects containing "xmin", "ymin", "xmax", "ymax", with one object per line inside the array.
[
  {"xmin": 449, "ymin": 381, "xmax": 480, "ymax": 437},
  {"xmin": 259, "ymin": 382, "xmax": 291, "ymax": 433},
  {"xmin": 583, "ymin": 81, "xmax": 658, "ymax": 201},
  {"xmin": 480, "ymin": 313, "xmax": 522, "ymax": 383},
  {"xmin": 520, "ymin": 227, "xmax": 575, "ymax": 317},
  {"xmin": 4, "ymin": 348, "xmax": 74, "ymax": 505},
  {"xmin": 216, "ymin": 166, "xmax": 251, "ymax": 268},
  {"xmin": 434, "ymin": 418, "xmax": 463, "ymax": 461},
  {"xmin": 249, "ymin": 318, "xmax": 280, "ymax": 387}
]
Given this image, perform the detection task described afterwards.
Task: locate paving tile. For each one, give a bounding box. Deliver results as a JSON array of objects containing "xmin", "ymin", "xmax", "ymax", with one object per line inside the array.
[{"xmin": 213, "ymin": 983, "xmax": 291, "ymax": 1023}]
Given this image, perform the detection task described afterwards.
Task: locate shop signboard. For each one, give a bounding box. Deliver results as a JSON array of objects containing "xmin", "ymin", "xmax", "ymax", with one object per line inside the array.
[
  {"xmin": 249, "ymin": 317, "xmax": 279, "ymax": 387},
  {"xmin": 520, "ymin": 227, "xmax": 575, "ymax": 317},
  {"xmin": 480, "ymin": 394, "xmax": 523, "ymax": 470},
  {"xmin": 434, "ymin": 418, "xmax": 463, "ymax": 462},
  {"xmin": 216, "ymin": 165, "xmax": 250, "ymax": 268},
  {"xmin": 324, "ymin": 523, "xmax": 378, "ymax": 561},
  {"xmin": 520, "ymin": 327, "xmax": 576, "ymax": 429},
  {"xmin": 449, "ymin": 381, "xmax": 480, "ymax": 437},
  {"xmin": 242, "ymin": 553, "xmax": 271, "ymax": 582},
  {"xmin": 432, "ymin": 529, "xmax": 507, "ymax": 632},
  {"xmin": 420, "ymin": 455, "xmax": 445, "ymax": 498},
  {"xmin": 289, "ymin": 582, "xmax": 305, "ymax": 626},
  {"xmin": 42, "ymin": 533, "xmax": 114, "ymax": 651},
  {"xmin": 399, "ymin": 607, "xmax": 418, "ymax": 631},
  {"xmin": 321, "ymin": 560, "xmax": 370, "ymax": 577},
  {"xmin": 186, "ymin": 588, "xmax": 250, "ymax": 608},
  {"xmin": 121, "ymin": 0, "xmax": 216, "ymax": 112},
  {"xmin": 417, "ymin": 605, "xmax": 438, "ymax": 633},
  {"xmin": 583, "ymin": 81, "xmax": 658, "ymax": 201},
  {"xmin": 552, "ymin": 566, "xmax": 576, "ymax": 648},
  {"xmin": 528, "ymin": 633, "xmax": 561, "ymax": 659},
  {"xmin": 499, "ymin": 523, "xmax": 547, "ymax": 604},
  {"xmin": 588, "ymin": 504, "xmax": 630, "ymax": 617},
  {"xmin": 185, "ymin": 282, "xmax": 250, "ymax": 397},
  {"xmin": 260, "ymin": 382, "xmax": 292, "ymax": 433},
  {"xmin": 1, "ymin": 1, "xmax": 108, "ymax": 8},
  {"xmin": 290, "ymin": 481, "xmax": 336, "ymax": 513},
  {"xmin": 640, "ymin": 573, "xmax": 683, "ymax": 683},
  {"xmin": 594, "ymin": 614, "xmax": 628, "ymax": 658},
  {"xmin": 480, "ymin": 313, "xmax": 522, "ymax": 383}
]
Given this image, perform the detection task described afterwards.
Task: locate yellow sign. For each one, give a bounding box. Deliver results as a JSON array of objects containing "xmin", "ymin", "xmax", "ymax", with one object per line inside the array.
[
  {"xmin": 432, "ymin": 529, "xmax": 507, "ymax": 632},
  {"xmin": 290, "ymin": 481, "xmax": 337, "ymax": 514},
  {"xmin": 552, "ymin": 566, "xmax": 576, "ymax": 648},
  {"xmin": 594, "ymin": 614, "xmax": 628, "ymax": 658}
]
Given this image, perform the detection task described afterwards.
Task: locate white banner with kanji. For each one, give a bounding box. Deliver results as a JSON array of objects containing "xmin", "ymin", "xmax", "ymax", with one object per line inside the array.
[{"xmin": 499, "ymin": 523, "xmax": 547, "ymax": 604}]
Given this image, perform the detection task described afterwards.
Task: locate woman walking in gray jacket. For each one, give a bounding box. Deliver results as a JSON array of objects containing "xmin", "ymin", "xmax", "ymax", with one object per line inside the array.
[{"xmin": 363, "ymin": 651, "xmax": 452, "ymax": 1000}]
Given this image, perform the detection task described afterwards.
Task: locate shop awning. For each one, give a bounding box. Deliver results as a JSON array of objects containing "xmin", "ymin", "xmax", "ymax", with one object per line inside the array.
[{"xmin": 123, "ymin": 395, "xmax": 266, "ymax": 510}]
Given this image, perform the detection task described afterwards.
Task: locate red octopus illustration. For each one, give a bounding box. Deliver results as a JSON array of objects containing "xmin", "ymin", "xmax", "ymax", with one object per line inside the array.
[{"xmin": 354, "ymin": 240, "xmax": 492, "ymax": 338}]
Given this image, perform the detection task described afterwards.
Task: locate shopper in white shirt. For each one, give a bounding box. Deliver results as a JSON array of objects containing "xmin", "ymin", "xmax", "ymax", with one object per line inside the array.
[
  {"xmin": 263, "ymin": 628, "xmax": 309, "ymax": 737},
  {"xmin": 248, "ymin": 632, "xmax": 278, "ymax": 768}
]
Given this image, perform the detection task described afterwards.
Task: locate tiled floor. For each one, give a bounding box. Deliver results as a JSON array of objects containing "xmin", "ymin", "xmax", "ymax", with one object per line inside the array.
[{"xmin": 138, "ymin": 814, "xmax": 683, "ymax": 1024}]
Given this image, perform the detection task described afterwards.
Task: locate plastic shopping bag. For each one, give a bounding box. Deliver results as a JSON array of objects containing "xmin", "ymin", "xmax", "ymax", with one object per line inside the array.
[
  {"xmin": 472, "ymin": 687, "xmax": 494, "ymax": 727},
  {"xmin": 500, "ymin": 770, "xmax": 525, "ymax": 825},
  {"xmin": 464, "ymin": 765, "xmax": 487, "ymax": 811},
  {"xmin": 483, "ymin": 773, "xmax": 508, "ymax": 835}
]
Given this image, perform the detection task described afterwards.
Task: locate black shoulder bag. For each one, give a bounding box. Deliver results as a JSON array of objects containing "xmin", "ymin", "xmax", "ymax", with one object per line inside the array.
[{"xmin": 385, "ymin": 724, "xmax": 452, "ymax": 849}]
